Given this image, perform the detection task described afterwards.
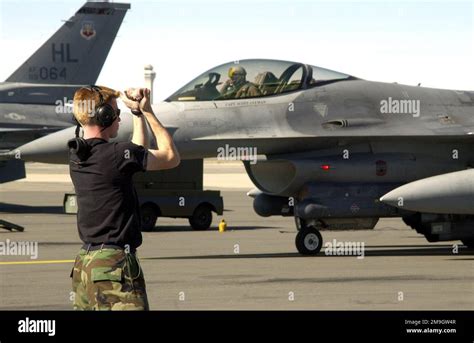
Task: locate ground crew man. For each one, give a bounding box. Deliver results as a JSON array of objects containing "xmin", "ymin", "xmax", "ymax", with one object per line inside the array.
[{"xmin": 69, "ymin": 86, "xmax": 180, "ymax": 310}]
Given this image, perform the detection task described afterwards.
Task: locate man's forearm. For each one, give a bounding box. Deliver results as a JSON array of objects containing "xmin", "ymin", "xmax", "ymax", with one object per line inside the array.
[
  {"xmin": 143, "ymin": 110, "xmax": 178, "ymax": 156},
  {"xmin": 131, "ymin": 115, "xmax": 148, "ymax": 148}
]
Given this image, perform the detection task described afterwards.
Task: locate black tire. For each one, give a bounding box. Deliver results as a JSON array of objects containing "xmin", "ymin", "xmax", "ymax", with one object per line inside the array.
[
  {"xmin": 140, "ymin": 204, "xmax": 158, "ymax": 232},
  {"xmin": 461, "ymin": 239, "xmax": 474, "ymax": 249},
  {"xmin": 189, "ymin": 204, "xmax": 212, "ymax": 231},
  {"xmin": 295, "ymin": 227, "xmax": 323, "ymax": 256}
]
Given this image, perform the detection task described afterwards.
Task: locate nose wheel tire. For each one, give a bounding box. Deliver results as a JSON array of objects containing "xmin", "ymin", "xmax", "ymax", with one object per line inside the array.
[{"xmin": 295, "ymin": 227, "xmax": 323, "ymax": 255}]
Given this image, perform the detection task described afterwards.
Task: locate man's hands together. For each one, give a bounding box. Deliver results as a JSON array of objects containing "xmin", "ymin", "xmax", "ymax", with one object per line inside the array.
[
  {"xmin": 120, "ymin": 88, "xmax": 153, "ymax": 115},
  {"xmin": 121, "ymin": 87, "xmax": 180, "ymax": 171}
]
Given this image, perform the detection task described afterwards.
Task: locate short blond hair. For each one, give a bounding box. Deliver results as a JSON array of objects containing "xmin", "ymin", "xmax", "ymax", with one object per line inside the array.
[{"xmin": 73, "ymin": 86, "xmax": 120, "ymax": 126}]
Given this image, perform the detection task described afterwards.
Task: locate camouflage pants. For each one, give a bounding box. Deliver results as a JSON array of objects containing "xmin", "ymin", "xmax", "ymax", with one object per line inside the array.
[{"xmin": 71, "ymin": 248, "xmax": 149, "ymax": 310}]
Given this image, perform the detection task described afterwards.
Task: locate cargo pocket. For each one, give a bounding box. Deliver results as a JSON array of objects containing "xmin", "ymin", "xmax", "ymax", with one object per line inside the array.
[
  {"xmin": 91, "ymin": 267, "xmax": 123, "ymax": 283},
  {"xmin": 91, "ymin": 266, "xmax": 125, "ymax": 310}
]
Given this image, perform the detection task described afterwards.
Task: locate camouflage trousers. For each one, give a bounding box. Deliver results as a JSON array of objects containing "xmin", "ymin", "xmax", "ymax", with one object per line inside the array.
[{"xmin": 71, "ymin": 247, "xmax": 149, "ymax": 310}]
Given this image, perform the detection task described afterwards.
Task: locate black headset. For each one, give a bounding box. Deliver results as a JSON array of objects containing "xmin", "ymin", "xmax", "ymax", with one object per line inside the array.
[
  {"xmin": 89, "ymin": 85, "xmax": 119, "ymax": 129},
  {"xmin": 68, "ymin": 85, "xmax": 118, "ymax": 162}
]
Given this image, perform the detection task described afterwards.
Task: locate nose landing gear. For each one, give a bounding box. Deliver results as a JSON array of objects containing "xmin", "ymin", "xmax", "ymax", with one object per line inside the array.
[{"xmin": 294, "ymin": 217, "xmax": 323, "ymax": 255}]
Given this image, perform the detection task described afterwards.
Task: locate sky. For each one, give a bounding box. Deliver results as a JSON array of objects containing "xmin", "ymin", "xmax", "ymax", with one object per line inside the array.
[{"xmin": 0, "ymin": 0, "xmax": 473, "ymax": 102}]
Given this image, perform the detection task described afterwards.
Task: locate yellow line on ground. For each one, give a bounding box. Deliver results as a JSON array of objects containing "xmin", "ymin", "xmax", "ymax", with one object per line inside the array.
[{"xmin": 0, "ymin": 260, "xmax": 74, "ymax": 265}]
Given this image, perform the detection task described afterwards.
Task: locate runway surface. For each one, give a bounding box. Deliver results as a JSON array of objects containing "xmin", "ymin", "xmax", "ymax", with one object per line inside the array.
[{"xmin": 0, "ymin": 162, "xmax": 473, "ymax": 310}]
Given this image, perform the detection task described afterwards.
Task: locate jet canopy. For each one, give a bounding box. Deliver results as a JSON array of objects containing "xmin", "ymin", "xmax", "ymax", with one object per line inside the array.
[{"xmin": 166, "ymin": 59, "xmax": 355, "ymax": 102}]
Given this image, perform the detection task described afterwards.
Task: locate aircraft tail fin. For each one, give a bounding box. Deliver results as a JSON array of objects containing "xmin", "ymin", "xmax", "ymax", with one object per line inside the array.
[{"xmin": 5, "ymin": 2, "xmax": 130, "ymax": 84}]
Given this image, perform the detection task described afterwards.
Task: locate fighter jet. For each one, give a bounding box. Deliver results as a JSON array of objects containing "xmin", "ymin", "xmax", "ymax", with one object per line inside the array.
[
  {"xmin": 0, "ymin": 1, "xmax": 130, "ymax": 183},
  {"xmin": 9, "ymin": 59, "xmax": 474, "ymax": 254}
]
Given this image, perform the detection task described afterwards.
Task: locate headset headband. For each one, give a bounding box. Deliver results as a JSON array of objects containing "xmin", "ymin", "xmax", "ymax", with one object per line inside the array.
[{"xmin": 88, "ymin": 85, "xmax": 105, "ymax": 109}]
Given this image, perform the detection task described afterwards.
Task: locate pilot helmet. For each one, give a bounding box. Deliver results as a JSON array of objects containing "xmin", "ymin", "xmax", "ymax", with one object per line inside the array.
[{"xmin": 228, "ymin": 66, "xmax": 247, "ymax": 82}]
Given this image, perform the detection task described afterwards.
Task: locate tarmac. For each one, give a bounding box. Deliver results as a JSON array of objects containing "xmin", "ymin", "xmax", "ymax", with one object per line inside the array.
[{"xmin": 0, "ymin": 162, "xmax": 473, "ymax": 310}]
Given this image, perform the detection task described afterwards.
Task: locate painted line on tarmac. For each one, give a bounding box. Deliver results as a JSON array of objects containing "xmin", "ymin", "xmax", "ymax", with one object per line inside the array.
[
  {"xmin": 0, "ymin": 257, "xmax": 159, "ymax": 266},
  {"xmin": 0, "ymin": 260, "xmax": 75, "ymax": 265}
]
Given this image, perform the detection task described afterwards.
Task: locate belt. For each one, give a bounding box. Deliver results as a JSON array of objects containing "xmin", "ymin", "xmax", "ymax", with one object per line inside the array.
[{"xmin": 82, "ymin": 243, "xmax": 136, "ymax": 253}]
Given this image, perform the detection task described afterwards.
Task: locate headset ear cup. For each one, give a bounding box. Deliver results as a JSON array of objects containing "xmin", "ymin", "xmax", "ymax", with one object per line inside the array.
[
  {"xmin": 95, "ymin": 103, "xmax": 116, "ymax": 128},
  {"xmin": 67, "ymin": 138, "xmax": 78, "ymax": 154},
  {"xmin": 68, "ymin": 138, "xmax": 90, "ymax": 161}
]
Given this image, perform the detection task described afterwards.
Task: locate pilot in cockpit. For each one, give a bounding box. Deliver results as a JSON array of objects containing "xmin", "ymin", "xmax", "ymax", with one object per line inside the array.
[{"xmin": 219, "ymin": 66, "xmax": 261, "ymax": 99}]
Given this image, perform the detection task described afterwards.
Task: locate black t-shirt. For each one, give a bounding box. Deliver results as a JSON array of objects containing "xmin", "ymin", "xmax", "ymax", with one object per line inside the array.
[{"xmin": 69, "ymin": 138, "xmax": 148, "ymax": 250}]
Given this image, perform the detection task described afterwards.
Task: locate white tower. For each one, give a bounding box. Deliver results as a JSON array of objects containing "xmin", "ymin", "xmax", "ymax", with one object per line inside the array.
[{"xmin": 144, "ymin": 64, "xmax": 156, "ymax": 104}]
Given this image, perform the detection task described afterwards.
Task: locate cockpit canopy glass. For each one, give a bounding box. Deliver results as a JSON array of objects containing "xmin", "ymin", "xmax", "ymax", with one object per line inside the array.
[{"xmin": 166, "ymin": 59, "xmax": 354, "ymax": 102}]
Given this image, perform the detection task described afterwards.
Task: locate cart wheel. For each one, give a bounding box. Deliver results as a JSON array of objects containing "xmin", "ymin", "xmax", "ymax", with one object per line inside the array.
[{"xmin": 189, "ymin": 204, "xmax": 212, "ymax": 231}]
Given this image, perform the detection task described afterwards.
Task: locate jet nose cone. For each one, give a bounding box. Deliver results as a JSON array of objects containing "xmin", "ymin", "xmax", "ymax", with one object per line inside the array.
[
  {"xmin": 13, "ymin": 115, "xmax": 134, "ymax": 164},
  {"xmin": 15, "ymin": 126, "xmax": 76, "ymax": 164}
]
